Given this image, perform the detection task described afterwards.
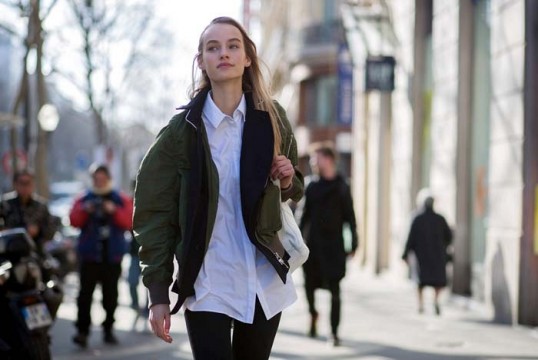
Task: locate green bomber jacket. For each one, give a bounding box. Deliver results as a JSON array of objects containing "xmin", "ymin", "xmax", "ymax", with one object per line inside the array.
[{"xmin": 133, "ymin": 88, "xmax": 304, "ymax": 309}]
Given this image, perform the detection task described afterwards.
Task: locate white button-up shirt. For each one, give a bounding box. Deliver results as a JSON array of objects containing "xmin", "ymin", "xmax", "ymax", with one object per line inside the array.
[{"xmin": 184, "ymin": 93, "xmax": 296, "ymax": 323}]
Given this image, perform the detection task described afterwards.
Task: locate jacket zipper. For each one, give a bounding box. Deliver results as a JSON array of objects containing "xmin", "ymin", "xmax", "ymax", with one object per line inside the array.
[
  {"xmin": 254, "ymin": 231, "xmax": 289, "ymax": 270},
  {"xmin": 274, "ymin": 251, "xmax": 290, "ymax": 270}
]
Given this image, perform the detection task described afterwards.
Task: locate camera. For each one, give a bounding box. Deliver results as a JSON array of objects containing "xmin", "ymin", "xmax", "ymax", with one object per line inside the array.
[
  {"xmin": 84, "ymin": 197, "xmax": 106, "ymax": 219},
  {"xmin": 84, "ymin": 198, "xmax": 111, "ymax": 240}
]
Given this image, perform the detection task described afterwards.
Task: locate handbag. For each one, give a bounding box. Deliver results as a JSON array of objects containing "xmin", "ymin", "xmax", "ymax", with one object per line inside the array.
[{"xmin": 273, "ymin": 178, "xmax": 309, "ymax": 273}]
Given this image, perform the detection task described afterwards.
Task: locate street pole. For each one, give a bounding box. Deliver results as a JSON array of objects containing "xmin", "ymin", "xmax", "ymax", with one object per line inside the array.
[{"xmin": 31, "ymin": 0, "xmax": 52, "ymax": 198}]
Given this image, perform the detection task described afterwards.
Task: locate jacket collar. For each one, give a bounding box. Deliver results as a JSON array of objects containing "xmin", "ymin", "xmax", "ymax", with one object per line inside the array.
[
  {"xmin": 203, "ymin": 91, "xmax": 246, "ymax": 129},
  {"xmin": 179, "ymin": 87, "xmax": 259, "ymax": 129}
]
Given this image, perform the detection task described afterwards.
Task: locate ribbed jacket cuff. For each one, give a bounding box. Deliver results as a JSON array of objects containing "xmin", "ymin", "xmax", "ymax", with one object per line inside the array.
[
  {"xmin": 280, "ymin": 182, "xmax": 294, "ymax": 201},
  {"xmin": 147, "ymin": 282, "xmax": 170, "ymax": 308}
]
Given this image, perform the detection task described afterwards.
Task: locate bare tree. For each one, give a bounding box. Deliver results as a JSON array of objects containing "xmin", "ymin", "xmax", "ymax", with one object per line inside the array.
[
  {"xmin": 49, "ymin": 0, "xmax": 165, "ymax": 145},
  {"xmin": 0, "ymin": 0, "xmax": 60, "ymax": 197},
  {"xmin": 2, "ymin": 0, "xmax": 179, "ymax": 190}
]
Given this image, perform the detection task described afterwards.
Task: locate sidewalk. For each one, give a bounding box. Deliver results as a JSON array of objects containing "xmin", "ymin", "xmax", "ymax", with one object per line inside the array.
[
  {"xmin": 49, "ymin": 258, "xmax": 538, "ymax": 359},
  {"xmin": 271, "ymin": 261, "xmax": 538, "ymax": 359}
]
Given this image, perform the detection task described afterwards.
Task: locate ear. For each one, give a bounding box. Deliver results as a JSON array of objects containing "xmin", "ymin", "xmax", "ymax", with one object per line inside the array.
[
  {"xmin": 197, "ymin": 54, "xmax": 205, "ymax": 70},
  {"xmin": 244, "ymin": 56, "xmax": 251, "ymax": 68}
]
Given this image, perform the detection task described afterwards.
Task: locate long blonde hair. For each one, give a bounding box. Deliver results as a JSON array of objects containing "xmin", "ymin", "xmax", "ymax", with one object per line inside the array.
[{"xmin": 189, "ymin": 16, "xmax": 282, "ymax": 156}]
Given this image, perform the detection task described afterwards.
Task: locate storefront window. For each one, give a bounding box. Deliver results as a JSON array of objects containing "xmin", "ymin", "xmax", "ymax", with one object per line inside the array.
[{"xmin": 304, "ymin": 74, "xmax": 337, "ymax": 127}]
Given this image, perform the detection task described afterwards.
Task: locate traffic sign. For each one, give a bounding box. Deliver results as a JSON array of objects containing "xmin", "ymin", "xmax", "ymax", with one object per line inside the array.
[{"xmin": 2, "ymin": 150, "xmax": 28, "ymax": 174}]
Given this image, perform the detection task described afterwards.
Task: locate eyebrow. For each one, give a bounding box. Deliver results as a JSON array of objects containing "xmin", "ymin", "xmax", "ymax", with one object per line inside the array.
[{"xmin": 205, "ymin": 38, "xmax": 242, "ymax": 46}]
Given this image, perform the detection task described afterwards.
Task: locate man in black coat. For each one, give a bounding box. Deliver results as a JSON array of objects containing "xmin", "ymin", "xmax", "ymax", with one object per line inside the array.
[
  {"xmin": 402, "ymin": 189, "xmax": 452, "ymax": 315},
  {"xmin": 0, "ymin": 169, "xmax": 56, "ymax": 257},
  {"xmin": 299, "ymin": 144, "xmax": 358, "ymax": 346}
]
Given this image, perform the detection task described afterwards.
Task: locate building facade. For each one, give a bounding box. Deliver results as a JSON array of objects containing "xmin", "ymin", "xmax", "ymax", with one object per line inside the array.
[
  {"xmin": 253, "ymin": 0, "xmax": 354, "ymax": 177},
  {"xmin": 253, "ymin": 0, "xmax": 537, "ymax": 326},
  {"xmin": 342, "ymin": 0, "xmax": 537, "ymax": 326}
]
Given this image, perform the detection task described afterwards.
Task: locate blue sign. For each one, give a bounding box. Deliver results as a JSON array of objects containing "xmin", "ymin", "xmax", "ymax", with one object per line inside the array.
[
  {"xmin": 75, "ymin": 151, "xmax": 90, "ymax": 170},
  {"xmin": 337, "ymin": 43, "xmax": 354, "ymax": 126}
]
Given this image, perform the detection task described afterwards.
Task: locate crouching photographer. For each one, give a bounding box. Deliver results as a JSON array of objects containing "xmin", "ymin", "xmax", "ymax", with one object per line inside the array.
[{"xmin": 69, "ymin": 164, "xmax": 133, "ymax": 347}]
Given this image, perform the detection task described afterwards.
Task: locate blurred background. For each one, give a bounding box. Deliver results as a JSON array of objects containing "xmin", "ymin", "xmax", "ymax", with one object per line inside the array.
[{"xmin": 0, "ymin": 0, "xmax": 537, "ymax": 335}]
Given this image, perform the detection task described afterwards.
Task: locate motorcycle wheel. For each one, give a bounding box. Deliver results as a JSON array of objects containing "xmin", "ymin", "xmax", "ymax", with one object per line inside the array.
[{"xmin": 28, "ymin": 332, "xmax": 51, "ymax": 360}]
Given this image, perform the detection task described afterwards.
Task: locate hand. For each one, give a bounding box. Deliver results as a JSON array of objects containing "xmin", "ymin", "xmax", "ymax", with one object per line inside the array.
[
  {"xmin": 149, "ymin": 304, "xmax": 173, "ymax": 343},
  {"xmin": 26, "ymin": 224, "xmax": 39, "ymax": 238},
  {"xmin": 271, "ymin": 155, "xmax": 295, "ymax": 189},
  {"xmin": 103, "ymin": 200, "xmax": 116, "ymax": 214},
  {"xmin": 83, "ymin": 202, "xmax": 95, "ymax": 213}
]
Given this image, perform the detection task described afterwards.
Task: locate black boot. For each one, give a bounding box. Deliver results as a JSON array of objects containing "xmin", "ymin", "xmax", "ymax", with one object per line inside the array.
[
  {"xmin": 72, "ymin": 332, "xmax": 88, "ymax": 348},
  {"xmin": 330, "ymin": 334, "xmax": 341, "ymax": 347},
  {"xmin": 308, "ymin": 313, "xmax": 318, "ymax": 338},
  {"xmin": 103, "ymin": 329, "xmax": 119, "ymax": 344}
]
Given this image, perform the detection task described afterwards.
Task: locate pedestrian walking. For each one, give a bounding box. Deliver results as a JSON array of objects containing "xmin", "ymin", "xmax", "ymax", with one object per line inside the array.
[
  {"xmin": 0, "ymin": 169, "xmax": 56, "ymax": 257},
  {"xmin": 133, "ymin": 16, "xmax": 304, "ymax": 360},
  {"xmin": 69, "ymin": 164, "xmax": 133, "ymax": 347},
  {"xmin": 402, "ymin": 188, "xmax": 452, "ymax": 315},
  {"xmin": 299, "ymin": 144, "xmax": 359, "ymax": 346}
]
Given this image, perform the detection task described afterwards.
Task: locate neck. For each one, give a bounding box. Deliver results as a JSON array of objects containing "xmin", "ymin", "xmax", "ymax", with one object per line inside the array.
[
  {"xmin": 93, "ymin": 181, "xmax": 113, "ymax": 196},
  {"xmin": 18, "ymin": 194, "xmax": 31, "ymax": 204},
  {"xmin": 210, "ymin": 81, "xmax": 243, "ymax": 116},
  {"xmin": 321, "ymin": 168, "xmax": 337, "ymax": 180}
]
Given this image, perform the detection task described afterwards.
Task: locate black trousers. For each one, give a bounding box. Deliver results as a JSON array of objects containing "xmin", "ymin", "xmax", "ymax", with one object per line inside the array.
[
  {"xmin": 76, "ymin": 261, "xmax": 122, "ymax": 334},
  {"xmin": 305, "ymin": 280, "xmax": 341, "ymax": 336},
  {"xmin": 184, "ymin": 298, "xmax": 281, "ymax": 360}
]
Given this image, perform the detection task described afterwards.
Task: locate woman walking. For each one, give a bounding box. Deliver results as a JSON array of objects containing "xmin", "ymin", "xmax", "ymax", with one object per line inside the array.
[
  {"xmin": 402, "ymin": 189, "xmax": 452, "ymax": 315},
  {"xmin": 133, "ymin": 16, "xmax": 303, "ymax": 360}
]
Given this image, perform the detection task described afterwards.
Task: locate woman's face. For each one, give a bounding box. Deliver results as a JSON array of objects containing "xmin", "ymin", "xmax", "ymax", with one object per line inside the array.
[
  {"xmin": 198, "ymin": 23, "xmax": 251, "ymax": 85},
  {"xmin": 92, "ymin": 171, "xmax": 110, "ymax": 190}
]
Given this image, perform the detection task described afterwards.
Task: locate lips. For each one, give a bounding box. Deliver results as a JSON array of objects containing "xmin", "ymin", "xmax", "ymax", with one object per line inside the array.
[{"xmin": 217, "ymin": 62, "xmax": 233, "ymax": 68}]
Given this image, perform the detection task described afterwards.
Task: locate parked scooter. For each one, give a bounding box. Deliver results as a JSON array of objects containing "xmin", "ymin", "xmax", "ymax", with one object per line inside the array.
[
  {"xmin": 45, "ymin": 215, "xmax": 78, "ymax": 280},
  {"xmin": 0, "ymin": 228, "xmax": 63, "ymax": 360}
]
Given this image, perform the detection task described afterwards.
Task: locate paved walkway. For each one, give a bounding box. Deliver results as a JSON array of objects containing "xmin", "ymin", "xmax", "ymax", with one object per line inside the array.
[{"xmin": 49, "ymin": 258, "xmax": 538, "ymax": 359}]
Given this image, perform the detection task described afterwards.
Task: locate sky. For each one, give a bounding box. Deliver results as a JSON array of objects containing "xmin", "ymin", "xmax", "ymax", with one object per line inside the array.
[
  {"xmin": 155, "ymin": 0, "xmax": 244, "ymax": 104},
  {"xmin": 0, "ymin": 0, "xmax": 245, "ymax": 130}
]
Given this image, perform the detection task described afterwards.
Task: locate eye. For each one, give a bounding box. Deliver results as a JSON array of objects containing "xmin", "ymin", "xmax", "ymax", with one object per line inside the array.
[{"xmin": 206, "ymin": 45, "xmax": 219, "ymax": 52}]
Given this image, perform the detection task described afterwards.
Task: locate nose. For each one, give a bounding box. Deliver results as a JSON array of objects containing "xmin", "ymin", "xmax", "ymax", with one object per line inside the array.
[{"xmin": 219, "ymin": 48, "xmax": 229, "ymax": 59}]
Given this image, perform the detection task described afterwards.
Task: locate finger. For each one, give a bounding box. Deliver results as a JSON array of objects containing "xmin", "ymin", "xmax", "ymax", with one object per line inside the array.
[
  {"xmin": 152, "ymin": 318, "xmax": 164, "ymax": 339},
  {"xmin": 279, "ymin": 165, "xmax": 294, "ymax": 179},
  {"xmin": 270, "ymin": 158, "xmax": 284, "ymax": 175},
  {"xmin": 149, "ymin": 310, "xmax": 165, "ymax": 339},
  {"xmin": 163, "ymin": 313, "xmax": 173, "ymax": 343},
  {"xmin": 272, "ymin": 160, "xmax": 292, "ymax": 179}
]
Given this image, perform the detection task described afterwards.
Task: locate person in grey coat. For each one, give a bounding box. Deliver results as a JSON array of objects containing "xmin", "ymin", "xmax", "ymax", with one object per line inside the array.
[{"xmin": 402, "ymin": 189, "xmax": 452, "ymax": 315}]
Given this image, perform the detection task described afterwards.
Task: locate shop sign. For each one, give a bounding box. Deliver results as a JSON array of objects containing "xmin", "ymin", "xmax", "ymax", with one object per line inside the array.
[{"xmin": 365, "ymin": 55, "xmax": 395, "ymax": 92}]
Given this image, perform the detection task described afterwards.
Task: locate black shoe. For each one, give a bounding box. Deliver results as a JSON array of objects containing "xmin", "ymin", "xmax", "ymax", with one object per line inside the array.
[
  {"xmin": 330, "ymin": 335, "xmax": 341, "ymax": 347},
  {"xmin": 434, "ymin": 303, "xmax": 441, "ymax": 316},
  {"xmin": 308, "ymin": 313, "xmax": 318, "ymax": 338},
  {"xmin": 104, "ymin": 331, "xmax": 119, "ymax": 344},
  {"xmin": 72, "ymin": 333, "xmax": 88, "ymax": 348}
]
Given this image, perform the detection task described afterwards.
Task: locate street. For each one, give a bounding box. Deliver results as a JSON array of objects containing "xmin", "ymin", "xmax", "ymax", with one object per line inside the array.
[{"xmin": 50, "ymin": 258, "xmax": 538, "ymax": 360}]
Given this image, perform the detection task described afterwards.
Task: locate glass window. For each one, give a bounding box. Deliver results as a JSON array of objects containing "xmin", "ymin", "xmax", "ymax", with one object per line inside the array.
[{"xmin": 304, "ymin": 74, "xmax": 337, "ymax": 127}]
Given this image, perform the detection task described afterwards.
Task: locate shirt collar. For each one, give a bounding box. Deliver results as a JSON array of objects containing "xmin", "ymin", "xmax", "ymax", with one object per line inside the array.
[{"xmin": 203, "ymin": 91, "xmax": 246, "ymax": 129}]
